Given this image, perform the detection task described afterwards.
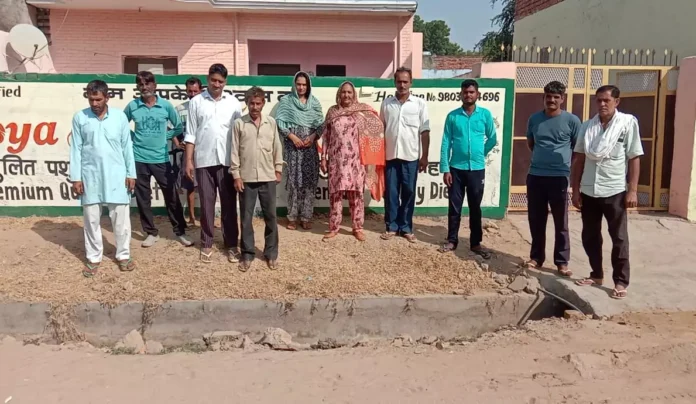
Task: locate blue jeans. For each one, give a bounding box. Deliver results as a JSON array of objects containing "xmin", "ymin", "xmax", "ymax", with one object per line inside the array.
[{"xmin": 384, "ymin": 159, "xmax": 418, "ymax": 234}]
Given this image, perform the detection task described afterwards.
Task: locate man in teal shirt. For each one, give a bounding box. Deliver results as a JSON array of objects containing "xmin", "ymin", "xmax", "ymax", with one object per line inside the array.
[
  {"xmin": 438, "ymin": 79, "xmax": 497, "ymax": 259},
  {"xmin": 70, "ymin": 80, "xmax": 136, "ymax": 277},
  {"xmin": 124, "ymin": 71, "xmax": 191, "ymax": 248}
]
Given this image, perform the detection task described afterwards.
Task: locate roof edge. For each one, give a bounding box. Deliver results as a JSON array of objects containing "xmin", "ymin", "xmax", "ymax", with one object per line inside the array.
[
  {"xmin": 27, "ymin": 0, "xmax": 418, "ymax": 13},
  {"xmin": 202, "ymin": 0, "xmax": 417, "ymax": 12}
]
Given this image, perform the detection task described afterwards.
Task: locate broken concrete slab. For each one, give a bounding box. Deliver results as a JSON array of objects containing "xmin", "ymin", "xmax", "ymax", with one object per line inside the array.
[{"xmin": 508, "ymin": 276, "xmax": 528, "ymax": 292}]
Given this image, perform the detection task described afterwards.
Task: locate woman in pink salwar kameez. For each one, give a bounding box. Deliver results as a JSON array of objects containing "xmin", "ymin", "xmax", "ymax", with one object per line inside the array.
[{"xmin": 320, "ymin": 81, "xmax": 386, "ymax": 241}]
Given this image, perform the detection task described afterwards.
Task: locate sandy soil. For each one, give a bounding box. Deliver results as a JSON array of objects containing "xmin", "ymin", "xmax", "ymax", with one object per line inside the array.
[
  {"xmin": 0, "ymin": 215, "xmax": 530, "ymax": 304},
  {"xmin": 2, "ymin": 312, "xmax": 696, "ymax": 403}
]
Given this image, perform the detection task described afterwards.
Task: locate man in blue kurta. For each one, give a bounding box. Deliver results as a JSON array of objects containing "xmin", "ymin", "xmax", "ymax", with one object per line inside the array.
[
  {"xmin": 70, "ymin": 80, "xmax": 137, "ymax": 277},
  {"xmin": 438, "ymin": 79, "xmax": 497, "ymax": 259},
  {"xmin": 124, "ymin": 71, "xmax": 192, "ymax": 248}
]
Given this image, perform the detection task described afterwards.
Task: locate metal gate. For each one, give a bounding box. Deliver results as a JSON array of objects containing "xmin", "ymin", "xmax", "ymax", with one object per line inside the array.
[{"xmin": 507, "ymin": 47, "xmax": 679, "ymax": 211}]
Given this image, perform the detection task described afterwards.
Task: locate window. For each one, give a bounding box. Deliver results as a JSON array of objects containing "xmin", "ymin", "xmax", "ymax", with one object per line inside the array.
[
  {"xmin": 257, "ymin": 64, "xmax": 301, "ymax": 76},
  {"xmin": 316, "ymin": 65, "xmax": 346, "ymax": 77},
  {"xmin": 123, "ymin": 56, "xmax": 178, "ymax": 74}
]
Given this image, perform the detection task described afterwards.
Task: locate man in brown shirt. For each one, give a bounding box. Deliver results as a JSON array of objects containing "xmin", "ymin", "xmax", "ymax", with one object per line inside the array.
[{"xmin": 231, "ymin": 86, "xmax": 283, "ymax": 272}]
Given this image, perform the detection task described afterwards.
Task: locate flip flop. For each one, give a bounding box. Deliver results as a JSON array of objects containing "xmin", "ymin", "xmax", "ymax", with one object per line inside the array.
[
  {"xmin": 558, "ymin": 267, "xmax": 573, "ymax": 277},
  {"xmin": 521, "ymin": 259, "xmax": 540, "ymax": 269},
  {"xmin": 403, "ymin": 233, "xmax": 417, "ymax": 243},
  {"xmin": 471, "ymin": 247, "xmax": 491, "ymax": 260},
  {"xmin": 438, "ymin": 243, "xmax": 456, "ymax": 253},
  {"xmin": 380, "ymin": 231, "xmax": 396, "ymax": 240},
  {"xmin": 117, "ymin": 258, "xmax": 136, "ymax": 272},
  {"xmin": 322, "ymin": 231, "xmax": 338, "ymax": 241},
  {"xmin": 200, "ymin": 249, "xmax": 213, "ymax": 264},
  {"xmin": 82, "ymin": 261, "xmax": 100, "ymax": 278},
  {"xmin": 575, "ymin": 278, "xmax": 603, "ymax": 286},
  {"xmin": 611, "ymin": 288, "xmax": 628, "ymax": 299}
]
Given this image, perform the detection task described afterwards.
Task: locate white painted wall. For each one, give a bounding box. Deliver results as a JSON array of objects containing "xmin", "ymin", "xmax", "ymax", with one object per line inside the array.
[{"xmin": 514, "ymin": 0, "xmax": 696, "ymax": 59}]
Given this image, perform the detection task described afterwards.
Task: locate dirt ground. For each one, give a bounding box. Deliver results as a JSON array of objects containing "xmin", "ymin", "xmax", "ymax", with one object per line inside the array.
[
  {"xmin": 2, "ymin": 312, "xmax": 696, "ymax": 403},
  {"xmin": 0, "ymin": 214, "xmax": 530, "ymax": 304}
]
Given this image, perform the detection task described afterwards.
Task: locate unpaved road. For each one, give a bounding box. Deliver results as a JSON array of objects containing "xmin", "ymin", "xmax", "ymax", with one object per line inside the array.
[{"xmin": 2, "ymin": 313, "xmax": 696, "ymax": 404}]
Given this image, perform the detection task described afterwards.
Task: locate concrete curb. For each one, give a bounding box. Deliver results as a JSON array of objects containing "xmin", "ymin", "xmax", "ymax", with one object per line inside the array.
[{"xmin": 0, "ymin": 293, "xmax": 559, "ymax": 346}]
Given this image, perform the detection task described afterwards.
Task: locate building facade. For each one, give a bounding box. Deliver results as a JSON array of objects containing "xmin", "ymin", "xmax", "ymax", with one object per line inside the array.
[
  {"xmin": 514, "ymin": 0, "xmax": 694, "ymax": 59},
  {"xmin": 7, "ymin": 0, "xmax": 422, "ymax": 78}
]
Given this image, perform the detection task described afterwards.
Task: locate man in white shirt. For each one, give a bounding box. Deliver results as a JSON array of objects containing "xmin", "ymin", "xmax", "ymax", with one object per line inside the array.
[
  {"xmin": 379, "ymin": 67, "xmax": 430, "ymax": 243},
  {"xmin": 571, "ymin": 85, "xmax": 643, "ymax": 300},
  {"xmin": 185, "ymin": 64, "xmax": 243, "ymax": 264}
]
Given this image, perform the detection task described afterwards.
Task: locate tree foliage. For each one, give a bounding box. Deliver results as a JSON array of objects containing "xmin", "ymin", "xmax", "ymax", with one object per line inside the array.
[
  {"xmin": 413, "ymin": 15, "xmax": 464, "ymax": 56},
  {"xmin": 475, "ymin": 0, "xmax": 515, "ymax": 61}
]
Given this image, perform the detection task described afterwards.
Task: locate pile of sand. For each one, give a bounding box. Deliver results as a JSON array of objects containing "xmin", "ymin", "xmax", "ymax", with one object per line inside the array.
[{"xmin": 0, "ymin": 215, "xmax": 498, "ymax": 305}]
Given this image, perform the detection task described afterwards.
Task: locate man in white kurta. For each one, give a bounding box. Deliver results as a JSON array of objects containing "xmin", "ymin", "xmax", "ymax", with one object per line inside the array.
[{"xmin": 69, "ymin": 80, "xmax": 137, "ymax": 277}]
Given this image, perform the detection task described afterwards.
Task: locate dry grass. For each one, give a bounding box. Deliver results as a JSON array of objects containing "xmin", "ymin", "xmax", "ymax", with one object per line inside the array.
[{"xmin": 0, "ymin": 214, "xmax": 522, "ymax": 305}]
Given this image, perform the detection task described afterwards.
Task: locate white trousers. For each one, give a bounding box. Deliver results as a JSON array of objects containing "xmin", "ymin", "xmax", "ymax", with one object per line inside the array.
[{"xmin": 83, "ymin": 204, "xmax": 131, "ymax": 263}]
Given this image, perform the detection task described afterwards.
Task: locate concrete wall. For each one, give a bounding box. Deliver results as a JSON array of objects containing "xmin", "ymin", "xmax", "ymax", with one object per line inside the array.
[
  {"xmin": 514, "ymin": 0, "xmax": 695, "ymax": 57},
  {"xmin": 48, "ymin": 10, "xmax": 417, "ymax": 76},
  {"xmin": 669, "ymin": 57, "xmax": 696, "ymax": 220}
]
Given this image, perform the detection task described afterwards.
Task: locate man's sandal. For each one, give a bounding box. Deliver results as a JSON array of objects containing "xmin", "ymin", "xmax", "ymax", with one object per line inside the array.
[
  {"xmin": 522, "ymin": 260, "xmax": 540, "ymax": 269},
  {"xmin": 380, "ymin": 231, "xmax": 396, "ymax": 240},
  {"xmin": 200, "ymin": 249, "xmax": 213, "ymax": 264},
  {"xmin": 611, "ymin": 288, "xmax": 628, "ymax": 299},
  {"xmin": 403, "ymin": 233, "xmax": 417, "ymax": 243},
  {"xmin": 83, "ymin": 262, "xmax": 100, "ymax": 278},
  {"xmin": 438, "ymin": 243, "xmax": 456, "ymax": 253},
  {"xmin": 117, "ymin": 258, "xmax": 136, "ymax": 272},
  {"xmin": 471, "ymin": 247, "xmax": 492, "ymax": 260},
  {"xmin": 558, "ymin": 267, "xmax": 573, "ymax": 277},
  {"xmin": 287, "ymin": 221, "xmax": 297, "ymax": 230},
  {"xmin": 575, "ymin": 278, "xmax": 603, "ymax": 286}
]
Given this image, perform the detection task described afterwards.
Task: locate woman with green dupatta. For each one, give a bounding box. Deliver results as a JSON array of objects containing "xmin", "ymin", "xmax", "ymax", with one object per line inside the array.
[{"xmin": 275, "ymin": 72, "xmax": 324, "ymax": 230}]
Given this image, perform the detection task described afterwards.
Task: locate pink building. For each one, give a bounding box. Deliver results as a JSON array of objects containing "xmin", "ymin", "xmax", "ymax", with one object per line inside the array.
[{"xmin": 27, "ymin": 0, "xmax": 423, "ymax": 78}]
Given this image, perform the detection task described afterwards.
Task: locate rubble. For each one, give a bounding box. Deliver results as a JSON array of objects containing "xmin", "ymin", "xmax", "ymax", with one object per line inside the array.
[
  {"xmin": 145, "ymin": 340, "xmax": 164, "ymax": 355},
  {"xmin": 258, "ymin": 327, "xmax": 310, "ymax": 351},
  {"xmin": 117, "ymin": 330, "xmax": 145, "ymax": 354},
  {"xmin": 564, "ymin": 310, "xmax": 587, "ymax": 321}
]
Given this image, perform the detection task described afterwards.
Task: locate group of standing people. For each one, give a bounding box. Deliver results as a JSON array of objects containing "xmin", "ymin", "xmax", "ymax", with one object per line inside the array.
[
  {"xmin": 69, "ymin": 64, "xmax": 426, "ymax": 274},
  {"xmin": 69, "ymin": 63, "xmax": 640, "ymax": 300}
]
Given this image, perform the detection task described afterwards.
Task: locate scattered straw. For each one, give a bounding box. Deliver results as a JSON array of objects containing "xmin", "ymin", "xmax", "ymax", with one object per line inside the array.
[
  {"xmin": 0, "ymin": 215, "xmax": 506, "ymax": 306},
  {"xmin": 47, "ymin": 303, "xmax": 85, "ymax": 343}
]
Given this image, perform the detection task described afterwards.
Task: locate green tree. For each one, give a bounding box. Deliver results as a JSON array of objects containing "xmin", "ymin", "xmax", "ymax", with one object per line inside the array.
[
  {"xmin": 413, "ymin": 15, "xmax": 464, "ymax": 56},
  {"xmin": 475, "ymin": 0, "xmax": 515, "ymax": 61}
]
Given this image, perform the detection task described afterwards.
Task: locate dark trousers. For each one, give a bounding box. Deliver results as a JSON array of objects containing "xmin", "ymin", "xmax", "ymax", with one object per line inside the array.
[
  {"xmin": 239, "ymin": 181, "xmax": 278, "ymax": 261},
  {"xmin": 384, "ymin": 159, "xmax": 419, "ymax": 234},
  {"xmin": 526, "ymin": 174, "xmax": 570, "ymax": 267},
  {"xmin": 580, "ymin": 192, "xmax": 630, "ymax": 288},
  {"xmin": 446, "ymin": 168, "xmax": 485, "ymax": 249},
  {"xmin": 134, "ymin": 162, "xmax": 186, "ymax": 237},
  {"xmin": 196, "ymin": 165, "xmax": 239, "ymax": 249}
]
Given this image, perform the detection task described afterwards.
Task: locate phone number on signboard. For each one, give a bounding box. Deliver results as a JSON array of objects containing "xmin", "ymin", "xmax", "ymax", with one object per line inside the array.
[{"xmin": 436, "ymin": 92, "xmax": 501, "ymax": 102}]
